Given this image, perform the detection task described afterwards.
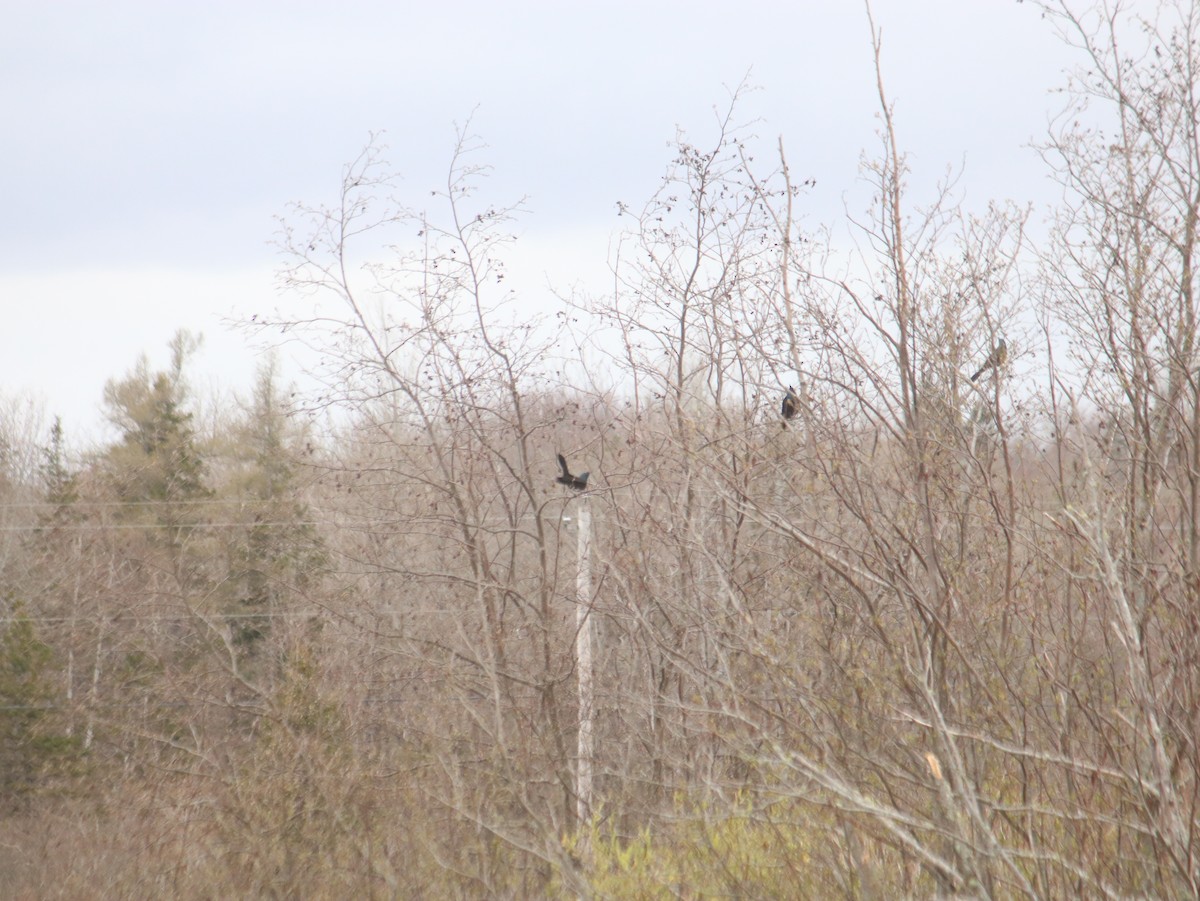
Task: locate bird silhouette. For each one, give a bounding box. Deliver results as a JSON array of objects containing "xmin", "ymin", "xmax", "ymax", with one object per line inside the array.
[
  {"xmin": 970, "ymin": 339, "xmax": 1006, "ymax": 382},
  {"xmin": 556, "ymin": 453, "xmax": 589, "ymax": 491},
  {"xmin": 780, "ymin": 386, "xmax": 800, "ymax": 427}
]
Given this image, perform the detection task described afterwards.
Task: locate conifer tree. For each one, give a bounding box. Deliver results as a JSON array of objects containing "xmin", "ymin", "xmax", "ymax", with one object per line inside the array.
[
  {"xmin": 0, "ymin": 607, "xmax": 81, "ymax": 813},
  {"xmin": 224, "ymin": 357, "xmax": 324, "ymax": 650},
  {"xmin": 101, "ymin": 331, "xmax": 212, "ymax": 587}
]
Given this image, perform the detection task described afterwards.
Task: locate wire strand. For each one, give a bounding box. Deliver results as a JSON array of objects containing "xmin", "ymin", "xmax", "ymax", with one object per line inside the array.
[{"xmin": 0, "ymin": 520, "xmax": 322, "ymax": 532}]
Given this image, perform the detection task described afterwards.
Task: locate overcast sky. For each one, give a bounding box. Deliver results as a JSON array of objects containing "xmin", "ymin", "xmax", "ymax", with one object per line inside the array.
[{"xmin": 1, "ymin": 0, "xmax": 1076, "ymax": 443}]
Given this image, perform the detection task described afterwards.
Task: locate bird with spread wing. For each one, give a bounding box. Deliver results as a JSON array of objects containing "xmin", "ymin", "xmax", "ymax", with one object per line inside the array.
[{"xmin": 555, "ymin": 453, "xmax": 589, "ymax": 491}]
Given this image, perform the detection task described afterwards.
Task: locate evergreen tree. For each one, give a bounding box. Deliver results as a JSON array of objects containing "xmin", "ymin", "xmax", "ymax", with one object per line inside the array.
[
  {"xmin": 225, "ymin": 357, "xmax": 325, "ymax": 649},
  {"xmin": 39, "ymin": 417, "xmax": 78, "ymax": 514},
  {"xmin": 0, "ymin": 606, "xmax": 82, "ymax": 812},
  {"xmin": 103, "ymin": 335, "xmax": 209, "ymax": 508},
  {"xmin": 101, "ymin": 332, "xmax": 212, "ymax": 585}
]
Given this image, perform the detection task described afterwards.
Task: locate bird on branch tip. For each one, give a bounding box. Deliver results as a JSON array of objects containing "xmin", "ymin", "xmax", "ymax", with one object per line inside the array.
[
  {"xmin": 556, "ymin": 453, "xmax": 589, "ymax": 491},
  {"xmin": 970, "ymin": 339, "xmax": 1006, "ymax": 382}
]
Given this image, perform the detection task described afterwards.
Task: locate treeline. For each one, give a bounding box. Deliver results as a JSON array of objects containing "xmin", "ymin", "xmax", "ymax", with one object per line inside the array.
[{"xmin": 4, "ymin": 2, "xmax": 1200, "ymax": 897}]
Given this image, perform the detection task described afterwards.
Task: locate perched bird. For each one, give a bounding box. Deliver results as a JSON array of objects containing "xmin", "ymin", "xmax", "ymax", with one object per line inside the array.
[
  {"xmin": 555, "ymin": 453, "xmax": 590, "ymax": 491},
  {"xmin": 780, "ymin": 386, "xmax": 800, "ymax": 426},
  {"xmin": 970, "ymin": 339, "xmax": 1007, "ymax": 382}
]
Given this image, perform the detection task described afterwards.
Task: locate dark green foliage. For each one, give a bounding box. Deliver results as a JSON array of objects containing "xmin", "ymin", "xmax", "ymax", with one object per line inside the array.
[
  {"xmin": 0, "ymin": 607, "xmax": 82, "ymax": 813},
  {"xmin": 105, "ymin": 368, "xmax": 210, "ymax": 509},
  {"xmin": 223, "ymin": 359, "xmax": 326, "ymax": 653},
  {"xmin": 101, "ymin": 333, "xmax": 214, "ymax": 591},
  {"xmin": 39, "ymin": 417, "xmax": 77, "ymax": 510}
]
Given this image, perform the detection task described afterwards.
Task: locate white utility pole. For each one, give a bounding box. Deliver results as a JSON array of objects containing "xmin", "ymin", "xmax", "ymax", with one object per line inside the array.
[{"xmin": 574, "ymin": 495, "xmax": 594, "ymax": 826}]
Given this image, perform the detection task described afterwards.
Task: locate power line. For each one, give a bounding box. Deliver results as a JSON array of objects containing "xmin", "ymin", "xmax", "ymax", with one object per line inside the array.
[
  {"xmin": 1, "ymin": 608, "xmax": 475, "ymax": 625},
  {"xmin": 0, "ymin": 513, "xmax": 435, "ymax": 533},
  {"xmin": 0, "ymin": 498, "xmax": 314, "ymax": 510},
  {"xmin": 0, "ymin": 520, "xmax": 322, "ymax": 533},
  {"xmin": 0, "ymin": 696, "xmax": 414, "ymax": 713},
  {"xmin": 0, "ymin": 611, "xmax": 331, "ymax": 624}
]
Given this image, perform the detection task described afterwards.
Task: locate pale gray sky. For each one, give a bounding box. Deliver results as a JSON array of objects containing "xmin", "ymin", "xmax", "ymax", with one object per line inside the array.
[{"xmin": 1, "ymin": 0, "xmax": 1071, "ymax": 442}]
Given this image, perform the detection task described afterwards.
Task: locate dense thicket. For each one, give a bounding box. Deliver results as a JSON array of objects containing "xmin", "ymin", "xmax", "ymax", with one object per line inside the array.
[{"xmin": 3, "ymin": 3, "xmax": 1200, "ymax": 897}]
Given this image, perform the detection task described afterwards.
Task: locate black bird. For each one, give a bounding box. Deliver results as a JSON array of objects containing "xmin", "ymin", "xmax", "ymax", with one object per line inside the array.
[
  {"xmin": 556, "ymin": 453, "xmax": 589, "ymax": 491},
  {"xmin": 780, "ymin": 386, "xmax": 800, "ymax": 426},
  {"xmin": 970, "ymin": 338, "xmax": 1007, "ymax": 382}
]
